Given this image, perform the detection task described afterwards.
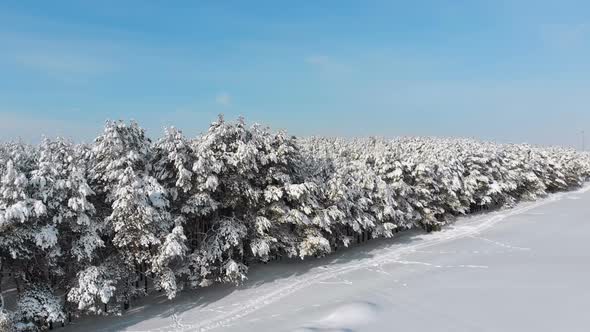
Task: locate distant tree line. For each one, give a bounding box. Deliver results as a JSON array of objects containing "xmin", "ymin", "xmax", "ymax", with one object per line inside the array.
[{"xmin": 0, "ymin": 115, "xmax": 589, "ymax": 331}]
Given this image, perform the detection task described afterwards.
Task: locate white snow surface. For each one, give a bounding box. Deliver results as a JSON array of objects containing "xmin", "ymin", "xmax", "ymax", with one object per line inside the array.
[{"xmin": 61, "ymin": 185, "xmax": 590, "ymax": 332}]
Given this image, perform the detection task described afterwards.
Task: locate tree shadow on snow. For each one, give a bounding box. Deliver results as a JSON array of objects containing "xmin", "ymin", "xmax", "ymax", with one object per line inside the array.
[{"xmin": 59, "ymin": 228, "xmax": 426, "ymax": 332}]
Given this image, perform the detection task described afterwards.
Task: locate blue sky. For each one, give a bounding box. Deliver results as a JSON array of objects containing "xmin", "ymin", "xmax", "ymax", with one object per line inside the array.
[{"xmin": 1, "ymin": 0, "xmax": 589, "ymax": 147}]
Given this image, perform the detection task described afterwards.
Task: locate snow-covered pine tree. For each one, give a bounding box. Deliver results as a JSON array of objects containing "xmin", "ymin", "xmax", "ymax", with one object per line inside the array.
[
  {"xmin": 0, "ymin": 143, "xmax": 47, "ymax": 300},
  {"xmin": 150, "ymin": 127, "xmax": 194, "ymax": 297},
  {"xmin": 67, "ymin": 260, "xmax": 121, "ymax": 315},
  {"xmin": 84, "ymin": 120, "xmax": 172, "ymax": 309},
  {"xmin": 246, "ymin": 124, "xmax": 322, "ymax": 261},
  {"xmin": 184, "ymin": 116, "xmax": 254, "ymax": 287},
  {"xmin": 13, "ymin": 285, "xmax": 65, "ymax": 331},
  {"xmin": 0, "ymin": 308, "xmax": 14, "ymax": 332}
]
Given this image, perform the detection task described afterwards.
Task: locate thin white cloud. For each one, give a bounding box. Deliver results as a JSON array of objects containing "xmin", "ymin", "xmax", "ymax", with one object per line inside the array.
[
  {"xmin": 539, "ymin": 23, "xmax": 590, "ymax": 50},
  {"xmin": 13, "ymin": 52, "xmax": 114, "ymax": 75},
  {"xmin": 304, "ymin": 55, "xmax": 351, "ymax": 73},
  {"xmin": 0, "ymin": 112, "xmax": 101, "ymax": 143},
  {"xmin": 0, "ymin": 31, "xmax": 116, "ymax": 79},
  {"xmin": 215, "ymin": 92, "xmax": 232, "ymax": 107},
  {"xmin": 305, "ymin": 55, "xmax": 331, "ymax": 66}
]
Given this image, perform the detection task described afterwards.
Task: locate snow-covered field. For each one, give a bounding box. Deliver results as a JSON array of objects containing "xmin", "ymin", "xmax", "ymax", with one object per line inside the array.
[{"xmin": 59, "ymin": 184, "xmax": 590, "ymax": 332}]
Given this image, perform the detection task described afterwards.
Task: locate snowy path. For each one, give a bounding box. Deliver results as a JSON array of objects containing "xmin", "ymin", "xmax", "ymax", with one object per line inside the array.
[{"xmin": 63, "ymin": 185, "xmax": 590, "ymax": 332}]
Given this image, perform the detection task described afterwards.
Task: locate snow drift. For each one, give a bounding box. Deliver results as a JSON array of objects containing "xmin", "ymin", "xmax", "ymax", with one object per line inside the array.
[{"xmin": 293, "ymin": 301, "xmax": 379, "ymax": 332}]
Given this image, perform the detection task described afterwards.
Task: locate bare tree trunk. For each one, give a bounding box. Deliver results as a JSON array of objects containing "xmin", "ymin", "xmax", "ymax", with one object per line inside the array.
[
  {"xmin": 144, "ymin": 262, "xmax": 148, "ymax": 293},
  {"xmin": 45, "ymin": 263, "xmax": 51, "ymax": 288},
  {"xmin": 14, "ymin": 273, "xmax": 21, "ymax": 294},
  {"xmin": 135, "ymin": 268, "xmax": 139, "ymax": 289},
  {"xmin": 0, "ymin": 258, "xmax": 4, "ymax": 308}
]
